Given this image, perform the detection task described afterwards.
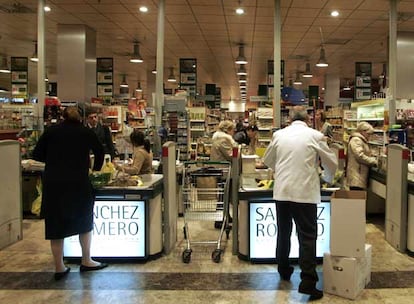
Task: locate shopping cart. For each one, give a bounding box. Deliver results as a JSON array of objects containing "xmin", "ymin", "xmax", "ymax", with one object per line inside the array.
[{"xmin": 181, "ymin": 160, "xmax": 231, "ymax": 263}]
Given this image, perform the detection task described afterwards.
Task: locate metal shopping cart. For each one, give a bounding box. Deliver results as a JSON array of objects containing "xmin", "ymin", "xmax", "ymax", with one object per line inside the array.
[{"xmin": 181, "ymin": 161, "xmax": 231, "ymax": 263}]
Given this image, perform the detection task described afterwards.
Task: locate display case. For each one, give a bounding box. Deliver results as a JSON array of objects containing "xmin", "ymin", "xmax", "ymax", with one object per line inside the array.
[
  {"xmin": 350, "ymin": 99, "xmax": 386, "ymax": 157},
  {"xmin": 206, "ymin": 108, "xmax": 221, "ymax": 135},
  {"xmin": 189, "ymin": 107, "xmax": 206, "ymax": 144},
  {"xmin": 102, "ymin": 105, "xmax": 122, "ymax": 134},
  {"xmin": 256, "ymin": 107, "xmax": 273, "ymax": 145},
  {"xmin": 326, "ymin": 106, "xmax": 344, "ymax": 144},
  {"xmin": 163, "ymin": 97, "xmax": 189, "ymax": 161}
]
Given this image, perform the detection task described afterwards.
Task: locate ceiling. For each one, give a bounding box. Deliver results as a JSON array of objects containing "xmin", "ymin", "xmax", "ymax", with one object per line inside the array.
[{"xmin": 0, "ymin": 0, "xmax": 414, "ymax": 102}]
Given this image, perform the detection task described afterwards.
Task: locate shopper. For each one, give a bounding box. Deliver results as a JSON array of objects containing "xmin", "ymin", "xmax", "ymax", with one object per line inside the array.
[
  {"xmin": 32, "ymin": 106, "xmax": 107, "ymax": 281},
  {"xmin": 116, "ymin": 112, "xmax": 134, "ymax": 160},
  {"xmin": 315, "ymin": 109, "xmax": 333, "ymax": 140},
  {"xmin": 86, "ymin": 109, "xmax": 116, "ymax": 160},
  {"xmin": 233, "ymin": 124, "xmax": 259, "ymax": 154},
  {"xmin": 210, "ymin": 120, "xmax": 236, "ymax": 228},
  {"xmin": 263, "ymin": 106, "xmax": 337, "ymax": 300},
  {"xmin": 115, "ymin": 129, "xmax": 153, "ymax": 175},
  {"xmin": 346, "ymin": 121, "xmax": 378, "ymax": 190},
  {"xmin": 210, "ymin": 120, "xmax": 236, "ymax": 162}
]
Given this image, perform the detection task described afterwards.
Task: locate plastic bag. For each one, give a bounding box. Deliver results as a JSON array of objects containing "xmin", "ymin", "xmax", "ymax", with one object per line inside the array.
[{"xmin": 31, "ymin": 178, "xmax": 42, "ymax": 216}]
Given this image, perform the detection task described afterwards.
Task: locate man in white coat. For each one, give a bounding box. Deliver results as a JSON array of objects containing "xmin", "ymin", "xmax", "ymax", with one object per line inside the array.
[{"xmin": 263, "ymin": 106, "xmax": 337, "ymax": 300}]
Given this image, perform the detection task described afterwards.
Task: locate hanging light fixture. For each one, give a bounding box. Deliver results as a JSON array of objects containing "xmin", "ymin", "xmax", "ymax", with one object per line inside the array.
[
  {"xmin": 316, "ymin": 27, "xmax": 328, "ymax": 67},
  {"xmin": 236, "ymin": 65, "xmax": 247, "ymax": 76},
  {"xmin": 151, "ymin": 65, "xmax": 157, "ymax": 74},
  {"xmin": 44, "ymin": 69, "xmax": 49, "ymax": 82},
  {"xmin": 130, "ymin": 41, "xmax": 143, "ymax": 63},
  {"xmin": 293, "ymin": 72, "xmax": 302, "ymax": 85},
  {"xmin": 315, "ymin": 46, "xmax": 328, "ymax": 67},
  {"xmin": 167, "ymin": 67, "xmax": 176, "ymax": 82},
  {"xmin": 302, "ymin": 62, "xmax": 313, "ymax": 78},
  {"xmin": 238, "ymin": 75, "xmax": 247, "ymax": 83},
  {"xmin": 235, "ymin": 44, "xmax": 248, "ymax": 65},
  {"xmin": 135, "ymin": 81, "xmax": 143, "ymax": 92},
  {"xmin": 120, "ymin": 74, "xmax": 128, "ymax": 87},
  {"xmin": 0, "ymin": 55, "xmax": 11, "ymax": 73},
  {"xmin": 30, "ymin": 42, "xmax": 38, "ymax": 62}
]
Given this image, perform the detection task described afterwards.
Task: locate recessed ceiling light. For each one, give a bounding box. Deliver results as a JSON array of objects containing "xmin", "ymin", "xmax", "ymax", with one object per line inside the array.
[
  {"xmin": 330, "ymin": 10, "xmax": 339, "ymax": 17},
  {"xmin": 44, "ymin": 5, "xmax": 51, "ymax": 12},
  {"xmin": 236, "ymin": 8, "xmax": 244, "ymax": 15},
  {"xmin": 139, "ymin": 6, "xmax": 148, "ymax": 13}
]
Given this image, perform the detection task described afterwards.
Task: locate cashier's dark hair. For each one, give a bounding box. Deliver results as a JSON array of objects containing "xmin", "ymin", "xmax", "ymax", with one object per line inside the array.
[{"xmin": 130, "ymin": 130, "xmax": 146, "ymax": 147}]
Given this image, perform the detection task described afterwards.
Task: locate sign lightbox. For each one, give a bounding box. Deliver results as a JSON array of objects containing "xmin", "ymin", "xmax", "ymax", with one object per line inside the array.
[
  {"xmin": 64, "ymin": 200, "xmax": 146, "ymax": 258},
  {"xmin": 249, "ymin": 202, "xmax": 330, "ymax": 259}
]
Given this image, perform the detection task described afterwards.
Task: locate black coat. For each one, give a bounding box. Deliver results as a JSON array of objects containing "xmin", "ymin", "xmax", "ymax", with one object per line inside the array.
[
  {"xmin": 33, "ymin": 120, "xmax": 104, "ymax": 239},
  {"xmin": 89, "ymin": 123, "xmax": 116, "ymax": 159}
]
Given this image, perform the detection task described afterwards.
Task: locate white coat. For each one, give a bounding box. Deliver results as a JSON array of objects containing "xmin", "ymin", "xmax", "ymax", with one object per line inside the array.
[{"xmin": 263, "ymin": 120, "xmax": 338, "ymax": 204}]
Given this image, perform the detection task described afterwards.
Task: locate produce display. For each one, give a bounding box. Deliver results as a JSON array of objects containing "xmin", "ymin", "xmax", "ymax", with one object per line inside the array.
[
  {"xmin": 89, "ymin": 172, "xmax": 112, "ymax": 188},
  {"xmin": 256, "ymin": 179, "xmax": 274, "ymax": 189}
]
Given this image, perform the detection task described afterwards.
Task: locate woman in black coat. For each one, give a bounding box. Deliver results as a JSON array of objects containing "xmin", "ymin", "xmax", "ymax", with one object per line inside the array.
[{"xmin": 33, "ymin": 106, "xmax": 107, "ymax": 280}]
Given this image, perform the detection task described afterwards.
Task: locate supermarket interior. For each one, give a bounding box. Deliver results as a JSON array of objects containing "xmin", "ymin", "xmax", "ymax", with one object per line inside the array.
[{"xmin": 1, "ymin": 0, "xmax": 414, "ymax": 303}]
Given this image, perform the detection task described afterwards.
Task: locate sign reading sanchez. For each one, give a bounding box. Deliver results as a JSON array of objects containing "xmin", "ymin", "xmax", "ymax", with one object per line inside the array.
[{"xmin": 64, "ymin": 200, "xmax": 146, "ymax": 258}]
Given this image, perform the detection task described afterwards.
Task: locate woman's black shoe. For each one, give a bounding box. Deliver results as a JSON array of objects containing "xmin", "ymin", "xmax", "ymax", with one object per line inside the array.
[
  {"xmin": 80, "ymin": 263, "xmax": 108, "ymax": 272},
  {"xmin": 54, "ymin": 267, "xmax": 71, "ymax": 281}
]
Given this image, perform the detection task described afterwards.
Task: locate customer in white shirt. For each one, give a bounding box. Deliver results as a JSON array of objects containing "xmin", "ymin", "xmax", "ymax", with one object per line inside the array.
[{"xmin": 263, "ymin": 106, "xmax": 337, "ymax": 300}]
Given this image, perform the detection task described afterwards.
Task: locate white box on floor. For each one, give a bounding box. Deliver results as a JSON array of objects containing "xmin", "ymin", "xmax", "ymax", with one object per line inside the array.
[
  {"xmin": 323, "ymin": 244, "xmax": 372, "ymax": 300},
  {"xmin": 330, "ymin": 190, "xmax": 366, "ymax": 258}
]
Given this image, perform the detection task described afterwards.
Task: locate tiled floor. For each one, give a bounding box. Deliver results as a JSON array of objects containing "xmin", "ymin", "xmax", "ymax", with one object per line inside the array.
[{"xmin": 1, "ymin": 215, "xmax": 414, "ymax": 303}]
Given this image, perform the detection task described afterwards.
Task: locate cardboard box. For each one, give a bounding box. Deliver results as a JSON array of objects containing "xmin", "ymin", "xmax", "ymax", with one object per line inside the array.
[
  {"xmin": 330, "ymin": 190, "xmax": 366, "ymax": 257},
  {"xmin": 323, "ymin": 244, "xmax": 372, "ymax": 300}
]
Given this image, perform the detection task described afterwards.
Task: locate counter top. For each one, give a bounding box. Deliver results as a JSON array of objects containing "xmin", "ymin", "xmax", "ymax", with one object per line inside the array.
[
  {"xmin": 369, "ymin": 168, "xmax": 414, "ymax": 195},
  {"xmin": 103, "ymin": 174, "xmax": 163, "ymax": 190},
  {"xmin": 96, "ymin": 174, "xmax": 164, "ymax": 199}
]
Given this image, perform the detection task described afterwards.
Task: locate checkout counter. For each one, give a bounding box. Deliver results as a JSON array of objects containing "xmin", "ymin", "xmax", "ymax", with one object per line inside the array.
[
  {"xmin": 232, "ymin": 150, "xmax": 334, "ymax": 262},
  {"xmin": 237, "ymin": 174, "xmax": 332, "ymax": 262},
  {"xmin": 63, "ymin": 174, "xmax": 164, "ymax": 260}
]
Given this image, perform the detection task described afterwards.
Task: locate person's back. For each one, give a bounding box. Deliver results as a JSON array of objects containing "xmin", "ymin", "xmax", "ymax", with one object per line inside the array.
[
  {"xmin": 271, "ymin": 121, "xmax": 332, "ymax": 203},
  {"xmin": 210, "ymin": 120, "xmax": 235, "ymax": 162},
  {"xmin": 263, "ymin": 106, "xmax": 337, "ymax": 300}
]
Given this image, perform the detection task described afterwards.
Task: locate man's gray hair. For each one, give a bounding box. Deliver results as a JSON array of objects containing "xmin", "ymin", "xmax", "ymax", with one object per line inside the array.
[{"xmin": 289, "ymin": 105, "xmax": 308, "ymax": 121}]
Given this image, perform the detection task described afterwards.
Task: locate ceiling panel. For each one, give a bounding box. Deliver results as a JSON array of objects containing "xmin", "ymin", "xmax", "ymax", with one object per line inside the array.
[{"xmin": 0, "ymin": 0, "xmax": 412, "ymax": 101}]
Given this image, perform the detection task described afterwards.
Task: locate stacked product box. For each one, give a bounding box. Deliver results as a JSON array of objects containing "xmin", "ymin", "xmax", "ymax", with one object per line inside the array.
[{"xmin": 323, "ymin": 190, "xmax": 372, "ymax": 300}]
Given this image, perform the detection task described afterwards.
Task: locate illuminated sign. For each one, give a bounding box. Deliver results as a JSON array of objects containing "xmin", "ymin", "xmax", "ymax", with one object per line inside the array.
[
  {"xmin": 249, "ymin": 202, "xmax": 330, "ymax": 259},
  {"xmin": 64, "ymin": 200, "xmax": 145, "ymax": 257}
]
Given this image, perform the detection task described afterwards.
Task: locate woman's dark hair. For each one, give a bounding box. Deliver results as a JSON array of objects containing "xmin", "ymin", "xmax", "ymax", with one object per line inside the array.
[{"xmin": 130, "ymin": 130, "xmax": 146, "ymax": 147}]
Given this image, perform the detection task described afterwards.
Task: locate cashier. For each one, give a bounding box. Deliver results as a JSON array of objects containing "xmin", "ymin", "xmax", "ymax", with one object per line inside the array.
[
  {"xmin": 234, "ymin": 124, "xmax": 258, "ymax": 155},
  {"xmin": 115, "ymin": 130, "xmax": 153, "ymax": 175}
]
